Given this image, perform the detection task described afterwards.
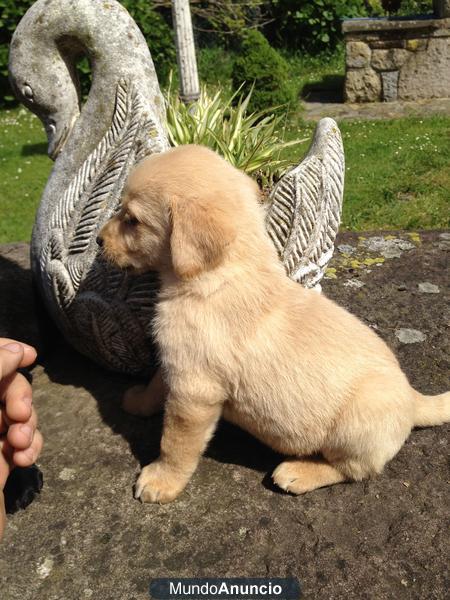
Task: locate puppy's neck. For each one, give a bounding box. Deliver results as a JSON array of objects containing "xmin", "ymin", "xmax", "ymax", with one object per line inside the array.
[
  {"xmin": 158, "ymin": 259, "xmax": 248, "ymax": 300},
  {"xmin": 158, "ymin": 245, "xmax": 288, "ymax": 305}
]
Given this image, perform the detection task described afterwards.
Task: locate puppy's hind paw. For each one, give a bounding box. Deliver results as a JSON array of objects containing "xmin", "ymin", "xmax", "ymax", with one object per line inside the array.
[
  {"xmin": 135, "ymin": 462, "xmax": 187, "ymax": 504},
  {"xmin": 272, "ymin": 461, "xmax": 306, "ymax": 495},
  {"xmin": 272, "ymin": 459, "xmax": 346, "ymax": 495}
]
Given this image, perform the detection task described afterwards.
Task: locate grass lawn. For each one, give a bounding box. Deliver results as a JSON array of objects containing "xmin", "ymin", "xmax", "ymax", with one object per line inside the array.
[
  {"xmin": 283, "ymin": 114, "xmax": 450, "ymax": 231},
  {"xmin": 0, "ymin": 108, "xmax": 52, "ymax": 243},
  {"xmin": 0, "ymin": 107, "xmax": 449, "ymax": 244}
]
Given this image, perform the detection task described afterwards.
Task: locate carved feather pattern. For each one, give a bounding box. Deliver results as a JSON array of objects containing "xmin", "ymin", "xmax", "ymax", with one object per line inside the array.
[
  {"xmin": 68, "ymin": 86, "xmax": 146, "ymax": 256},
  {"xmin": 266, "ymin": 117, "xmax": 345, "ymax": 290},
  {"xmin": 37, "ymin": 79, "xmax": 167, "ymax": 374},
  {"xmin": 37, "ymin": 96, "xmax": 344, "ymax": 373}
]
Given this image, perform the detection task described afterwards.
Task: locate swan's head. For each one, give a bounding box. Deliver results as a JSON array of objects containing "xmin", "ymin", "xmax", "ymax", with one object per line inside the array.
[{"xmin": 9, "ymin": 39, "xmax": 81, "ymax": 161}]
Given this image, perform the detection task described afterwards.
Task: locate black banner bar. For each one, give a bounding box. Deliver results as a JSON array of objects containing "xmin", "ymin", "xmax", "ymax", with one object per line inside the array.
[{"xmin": 149, "ymin": 578, "xmax": 301, "ymax": 600}]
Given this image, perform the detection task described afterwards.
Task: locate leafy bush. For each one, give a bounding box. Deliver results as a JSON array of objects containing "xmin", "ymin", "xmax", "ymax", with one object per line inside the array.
[
  {"xmin": 231, "ymin": 30, "xmax": 296, "ymax": 113},
  {"xmin": 197, "ymin": 46, "xmax": 237, "ymax": 86},
  {"xmin": 397, "ymin": 0, "xmax": 433, "ymax": 15},
  {"xmin": 0, "ymin": 0, "xmax": 175, "ymax": 106},
  {"xmin": 265, "ymin": 0, "xmax": 368, "ymax": 51},
  {"xmin": 165, "ymin": 76, "xmax": 306, "ymax": 189},
  {"xmin": 0, "ymin": 0, "xmax": 34, "ymax": 104}
]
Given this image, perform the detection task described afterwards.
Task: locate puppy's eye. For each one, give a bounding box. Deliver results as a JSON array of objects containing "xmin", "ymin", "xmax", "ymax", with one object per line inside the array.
[{"xmin": 123, "ymin": 213, "xmax": 139, "ymax": 226}]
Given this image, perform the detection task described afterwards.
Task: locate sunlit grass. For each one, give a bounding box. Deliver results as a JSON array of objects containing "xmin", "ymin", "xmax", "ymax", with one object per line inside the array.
[{"xmin": 0, "ymin": 107, "xmax": 449, "ymax": 244}]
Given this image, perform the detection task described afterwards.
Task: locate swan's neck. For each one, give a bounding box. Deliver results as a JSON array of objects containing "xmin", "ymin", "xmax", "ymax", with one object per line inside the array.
[{"xmin": 51, "ymin": 0, "xmax": 166, "ymax": 165}]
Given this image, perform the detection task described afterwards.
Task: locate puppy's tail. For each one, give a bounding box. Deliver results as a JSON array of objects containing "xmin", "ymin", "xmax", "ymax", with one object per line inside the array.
[{"xmin": 413, "ymin": 391, "xmax": 450, "ymax": 427}]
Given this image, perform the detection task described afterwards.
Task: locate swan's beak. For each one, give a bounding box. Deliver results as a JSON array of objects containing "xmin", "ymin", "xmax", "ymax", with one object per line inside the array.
[{"xmin": 46, "ymin": 114, "xmax": 78, "ymax": 161}]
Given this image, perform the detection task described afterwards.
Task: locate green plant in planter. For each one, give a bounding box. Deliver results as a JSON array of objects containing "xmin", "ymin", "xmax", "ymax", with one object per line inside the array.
[{"xmin": 164, "ymin": 77, "xmax": 306, "ymax": 189}]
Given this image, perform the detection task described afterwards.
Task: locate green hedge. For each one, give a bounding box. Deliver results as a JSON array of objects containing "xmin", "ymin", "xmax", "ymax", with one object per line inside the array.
[
  {"xmin": 265, "ymin": 0, "xmax": 368, "ymax": 51},
  {"xmin": 264, "ymin": 0, "xmax": 434, "ymax": 51},
  {"xmin": 231, "ymin": 30, "xmax": 296, "ymax": 113},
  {"xmin": 0, "ymin": 0, "xmax": 176, "ymax": 106}
]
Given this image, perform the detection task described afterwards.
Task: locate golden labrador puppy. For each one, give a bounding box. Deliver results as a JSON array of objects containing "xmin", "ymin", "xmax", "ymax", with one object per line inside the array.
[{"xmin": 99, "ymin": 144, "xmax": 450, "ymax": 503}]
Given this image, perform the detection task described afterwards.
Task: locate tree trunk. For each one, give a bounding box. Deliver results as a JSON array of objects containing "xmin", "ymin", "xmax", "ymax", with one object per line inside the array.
[{"xmin": 171, "ymin": 0, "xmax": 200, "ymax": 103}]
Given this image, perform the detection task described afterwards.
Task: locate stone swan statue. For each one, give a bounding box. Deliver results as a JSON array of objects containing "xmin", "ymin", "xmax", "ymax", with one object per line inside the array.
[{"xmin": 9, "ymin": 0, "xmax": 345, "ymax": 375}]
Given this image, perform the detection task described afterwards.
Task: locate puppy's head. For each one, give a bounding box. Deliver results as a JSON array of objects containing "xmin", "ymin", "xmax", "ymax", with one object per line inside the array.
[{"xmin": 99, "ymin": 145, "xmax": 260, "ymax": 279}]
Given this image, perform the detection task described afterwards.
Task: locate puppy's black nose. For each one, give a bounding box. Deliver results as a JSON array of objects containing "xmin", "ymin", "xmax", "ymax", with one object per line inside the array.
[{"xmin": 96, "ymin": 235, "xmax": 104, "ymax": 247}]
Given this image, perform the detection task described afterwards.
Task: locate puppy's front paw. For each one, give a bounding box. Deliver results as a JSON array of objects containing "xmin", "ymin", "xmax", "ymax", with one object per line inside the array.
[{"xmin": 135, "ymin": 462, "xmax": 187, "ymax": 504}]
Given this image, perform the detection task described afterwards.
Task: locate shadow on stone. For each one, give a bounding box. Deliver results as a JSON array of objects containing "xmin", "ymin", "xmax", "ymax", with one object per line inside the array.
[
  {"xmin": 301, "ymin": 75, "xmax": 344, "ymax": 103},
  {"xmin": 41, "ymin": 340, "xmax": 282, "ymax": 479},
  {"xmin": 0, "ymin": 245, "xmax": 281, "ymax": 490},
  {"xmin": 4, "ymin": 465, "xmax": 43, "ymax": 514}
]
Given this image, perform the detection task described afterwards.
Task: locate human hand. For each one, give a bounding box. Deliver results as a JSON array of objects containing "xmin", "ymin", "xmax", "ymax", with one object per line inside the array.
[{"xmin": 0, "ymin": 340, "xmax": 43, "ymax": 487}]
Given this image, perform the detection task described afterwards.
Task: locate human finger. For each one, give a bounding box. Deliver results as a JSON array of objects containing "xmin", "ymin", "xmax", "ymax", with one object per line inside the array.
[
  {"xmin": 12, "ymin": 429, "xmax": 44, "ymax": 468},
  {"xmin": 0, "ymin": 437, "xmax": 13, "ymax": 488},
  {"xmin": 0, "ymin": 339, "xmax": 36, "ymax": 369},
  {"xmin": 0, "ymin": 345, "xmax": 24, "ymax": 381},
  {"xmin": 7, "ymin": 408, "xmax": 38, "ymax": 451},
  {"xmin": 0, "ymin": 372, "xmax": 33, "ymax": 423}
]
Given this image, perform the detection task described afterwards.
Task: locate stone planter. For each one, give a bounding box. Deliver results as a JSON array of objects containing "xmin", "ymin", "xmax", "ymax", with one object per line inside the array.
[{"xmin": 343, "ymin": 16, "xmax": 450, "ymax": 102}]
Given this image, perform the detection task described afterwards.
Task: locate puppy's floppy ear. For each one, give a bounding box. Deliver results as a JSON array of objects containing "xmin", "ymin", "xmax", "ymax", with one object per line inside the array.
[{"xmin": 170, "ymin": 194, "xmax": 235, "ymax": 280}]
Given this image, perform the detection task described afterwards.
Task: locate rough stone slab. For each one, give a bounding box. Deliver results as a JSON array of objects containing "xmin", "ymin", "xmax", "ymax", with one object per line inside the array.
[
  {"xmin": 371, "ymin": 48, "xmax": 409, "ymax": 71},
  {"xmin": 302, "ymin": 97, "xmax": 450, "ymax": 122},
  {"xmin": 381, "ymin": 71, "xmax": 400, "ymax": 102},
  {"xmin": 395, "ymin": 327, "xmax": 427, "ymax": 344},
  {"xmin": 345, "ymin": 67, "xmax": 381, "ymax": 103},
  {"xmin": 418, "ymin": 281, "xmax": 440, "ymax": 293},
  {"xmin": 343, "ymin": 16, "xmax": 450, "ymax": 34},
  {"xmin": 0, "ymin": 232, "xmax": 449, "ymax": 599},
  {"xmin": 346, "ymin": 41, "xmax": 371, "ymax": 68},
  {"xmin": 398, "ymin": 37, "xmax": 450, "ymax": 100}
]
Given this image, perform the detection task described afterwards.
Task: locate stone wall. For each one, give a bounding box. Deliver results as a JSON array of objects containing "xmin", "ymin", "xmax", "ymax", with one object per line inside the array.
[{"xmin": 343, "ymin": 17, "xmax": 450, "ymax": 102}]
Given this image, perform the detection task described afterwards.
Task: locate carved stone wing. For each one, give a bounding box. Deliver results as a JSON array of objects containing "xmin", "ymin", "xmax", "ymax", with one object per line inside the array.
[{"xmin": 265, "ymin": 118, "xmax": 345, "ymax": 290}]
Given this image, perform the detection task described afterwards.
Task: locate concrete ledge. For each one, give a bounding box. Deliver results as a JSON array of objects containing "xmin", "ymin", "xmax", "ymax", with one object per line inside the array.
[
  {"xmin": 0, "ymin": 233, "xmax": 449, "ymax": 598},
  {"xmin": 343, "ymin": 16, "xmax": 450, "ymax": 34}
]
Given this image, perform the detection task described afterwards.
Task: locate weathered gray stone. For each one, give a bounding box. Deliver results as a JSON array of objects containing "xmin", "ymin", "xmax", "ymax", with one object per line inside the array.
[
  {"xmin": 343, "ymin": 16, "xmax": 450, "ymax": 34},
  {"xmin": 345, "ymin": 67, "xmax": 381, "ymax": 102},
  {"xmin": 343, "ymin": 17, "xmax": 450, "ymax": 103},
  {"xmin": 2, "ymin": 232, "xmax": 448, "ymax": 599},
  {"xmin": 362, "ymin": 236, "xmax": 415, "ymax": 258},
  {"xmin": 338, "ymin": 243, "xmax": 356, "ymax": 255},
  {"xmin": 8, "ymin": 0, "xmax": 345, "ymax": 375},
  {"xmin": 398, "ymin": 37, "xmax": 450, "ymax": 100},
  {"xmin": 346, "ymin": 41, "xmax": 371, "ymax": 68},
  {"xmin": 418, "ymin": 282, "xmax": 440, "ymax": 293},
  {"xmin": 371, "ymin": 49, "xmax": 409, "ymax": 71},
  {"xmin": 381, "ymin": 71, "xmax": 399, "ymax": 102},
  {"xmin": 343, "ymin": 278, "xmax": 365, "ymax": 288},
  {"xmin": 8, "ymin": 0, "xmax": 169, "ymax": 375},
  {"xmin": 395, "ymin": 328, "xmax": 427, "ymax": 344}
]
